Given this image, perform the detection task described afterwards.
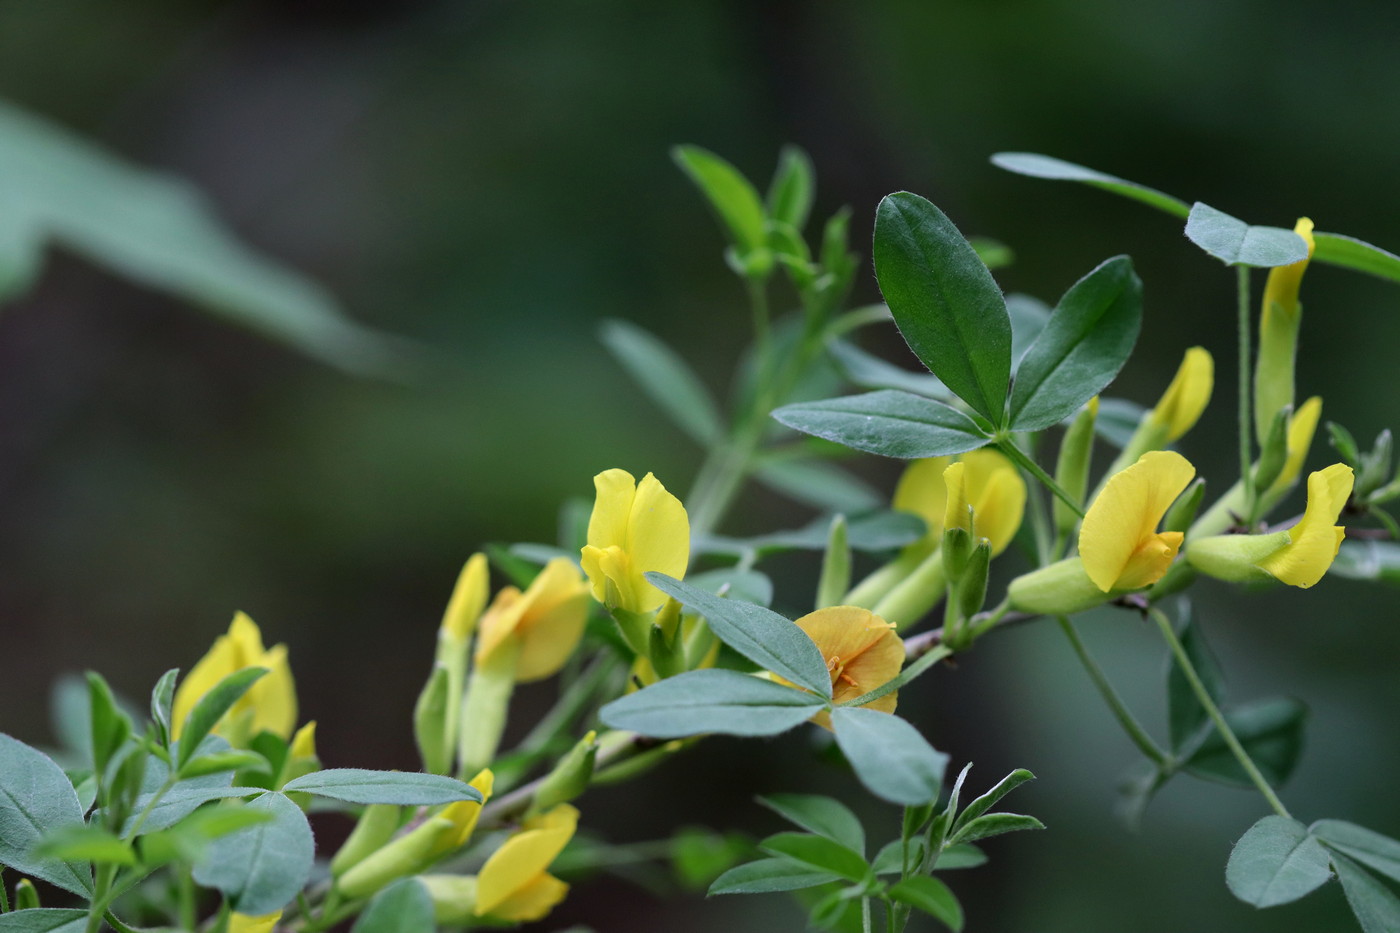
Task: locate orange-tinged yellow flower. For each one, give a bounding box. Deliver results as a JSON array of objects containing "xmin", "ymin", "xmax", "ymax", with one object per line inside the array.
[
  {"xmin": 476, "ymin": 559, "xmax": 590, "ymax": 682},
  {"xmin": 894, "ymin": 449, "xmax": 1025, "ymax": 556},
  {"xmin": 229, "ymin": 911, "xmax": 280, "ymax": 933},
  {"xmin": 580, "ymin": 469, "xmax": 689, "ymax": 613},
  {"xmin": 1080, "ymin": 451, "xmax": 1196, "ymax": 592},
  {"xmin": 172, "ymin": 612, "xmax": 296, "ymax": 743},
  {"xmin": 793, "ymin": 606, "xmax": 903, "ymax": 727},
  {"xmin": 1256, "ymin": 464, "xmax": 1353, "ymax": 587},
  {"xmin": 1146, "ymin": 347, "xmax": 1214, "ymax": 442},
  {"xmin": 474, "ymin": 803, "xmax": 579, "ymax": 922}
]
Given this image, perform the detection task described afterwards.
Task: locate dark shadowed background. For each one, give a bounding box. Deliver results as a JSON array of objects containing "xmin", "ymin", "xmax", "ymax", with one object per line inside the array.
[{"xmin": 3, "ymin": 1, "xmax": 1399, "ymax": 930}]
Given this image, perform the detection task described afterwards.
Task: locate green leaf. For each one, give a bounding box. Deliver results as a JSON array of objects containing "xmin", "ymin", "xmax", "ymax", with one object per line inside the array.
[
  {"xmin": 0, "ymin": 733, "xmax": 92, "ymax": 897},
  {"xmin": 85, "ymin": 672, "xmax": 132, "ymax": 780},
  {"xmin": 673, "ymin": 145, "xmax": 768, "ymax": 255},
  {"xmin": 1166, "ymin": 613, "xmax": 1225, "ymax": 751},
  {"xmin": 122, "ymin": 736, "xmax": 260, "ymax": 835},
  {"xmin": 767, "ymin": 145, "xmax": 816, "ymax": 232},
  {"xmin": 758, "ymin": 794, "xmax": 865, "ymax": 855},
  {"xmin": 48, "ymin": 675, "xmax": 93, "ymax": 767},
  {"xmin": 1185, "ymin": 203, "xmax": 1309, "ymax": 268},
  {"xmin": 1008, "ymin": 256, "xmax": 1141, "ymax": 431},
  {"xmin": 670, "ymin": 828, "xmax": 749, "ymax": 890},
  {"xmin": 830, "ymin": 709, "xmax": 947, "ymax": 806},
  {"xmin": 772, "ymin": 391, "xmax": 988, "ymax": 460},
  {"xmin": 888, "ymin": 875, "xmax": 964, "ymax": 931},
  {"xmin": 1312, "ymin": 232, "xmax": 1400, "ymax": 286},
  {"xmin": 1093, "ymin": 397, "xmax": 1147, "ymax": 449},
  {"xmin": 351, "ymin": 878, "xmax": 435, "ymax": 933},
  {"xmin": 0, "ymin": 909, "xmax": 89, "ymax": 933},
  {"xmin": 1313, "ymin": 820, "xmax": 1400, "ymax": 884},
  {"xmin": 934, "ymin": 843, "xmax": 988, "ymax": 870},
  {"xmin": 1225, "ymin": 816, "xmax": 1332, "ymax": 908},
  {"xmin": 191, "ymin": 792, "xmax": 313, "ymax": 915},
  {"xmin": 759, "ymin": 833, "xmax": 869, "ymax": 884},
  {"xmin": 990, "ymin": 152, "xmax": 1190, "ymax": 218},
  {"xmin": 176, "ymin": 667, "xmax": 268, "ymax": 771},
  {"xmin": 599, "ymin": 319, "xmax": 724, "ymax": 445},
  {"xmin": 682, "ymin": 568, "xmax": 774, "ymax": 607},
  {"xmin": 709, "ymin": 857, "xmax": 841, "ymax": 895},
  {"xmin": 1330, "ymin": 540, "xmax": 1400, "ymax": 584},
  {"xmin": 697, "ymin": 511, "xmax": 924, "ymax": 560},
  {"xmin": 871, "ymin": 838, "xmax": 923, "ymax": 875},
  {"xmin": 1006, "ymin": 293, "xmax": 1051, "ymax": 363},
  {"xmin": 645, "ymin": 574, "xmax": 832, "ymax": 697},
  {"xmin": 137, "ymin": 806, "xmax": 274, "ymax": 869},
  {"xmin": 1184, "ymin": 697, "xmax": 1306, "ymax": 787},
  {"xmin": 599, "ymin": 670, "xmax": 825, "ymax": 739},
  {"xmin": 951, "ymin": 770, "xmax": 1035, "ymax": 836},
  {"xmin": 1332, "ymin": 852, "xmax": 1400, "ymax": 933},
  {"xmin": 874, "ymin": 192, "xmax": 1012, "ymax": 423},
  {"xmin": 150, "ymin": 669, "xmax": 179, "ymax": 749},
  {"xmin": 33, "ymin": 824, "xmax": 135, "ymax": 867},
  {"xmin": 827, "ymin": 338, "xmax": 951, "ymax": 399},
  {"xmin": 281, "ymin": 769, "xmax": 483, "ymax": 806},
  {"xmin": 969, "ymin": 236, "xmax": 1013, "ymax": 270},
  {"xmin": 755, "ymin": 458, "xmax": 881, "ymax": 514},
  {"xmin": 0, "ymin": 102, "xmax": 404, "ymax": 376},
  {"xmin": 949, "ymin": 813, "xmax": 1044, "ymax": 845}
]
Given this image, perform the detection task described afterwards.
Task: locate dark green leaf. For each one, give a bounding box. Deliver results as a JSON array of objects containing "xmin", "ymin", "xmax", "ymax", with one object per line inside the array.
[
  {"xmin": 758, "ymin": 794, "xmax": 864, "ymax": 855},
  {"xmin": 281, "ymin": 769, "xmax": 482, "ymax": 806},
  {"xmin": 755, "ymin": 458, "xmax": 881, "ymax": 513},
  {"xmin": 1225, "ymin": 816, "xmax": 1332, "ymax": 908},
  {"xmin": 830, "ymin": 709, "xmax": 947, "ymax": 806},
  {"xmin": 990, "ymin": 152, "xmax": 1190, "ymax": 218},
  {"xmin": 0, "ymin": 102, "xmax": 404, "ymax": 376},
  {"xmin": 1312, "ymin": 232, "xmax": 1400, "ymax": 285},
  {"xmin": 827, "ymin": 338, "xmax": 951, "ymax": 399},
  {"xmin": 0, "ymin": 733, "xmax": 92, "ymax": 897},
  {"xmin": 599, "ymin": 670, "xmax": 825, "ymax": 739},
  {"xmin": 0, "ymin": 909, "xmax": 89, "ymax": 933},
  {"xmin": 888, "ymin": 876, "xmax": 964, "ymax": 931},
  {"xmin": 138, "ymin": 806, "xmax": 274, "ymax": 869},
  {"xmin": 871, "ymin": 838, "xmax": 924, "ymax": 875},
  {"xmin": 673, "ymin": 145, "xmax": 768, "ymax": 254},
  {"xmin": 176, "ymin": 667, "xmax": 268, "ymax": 771},
  {"xmin": 150, "ymin": 669, "xmax": 179, "ymax": 749},
  {"xmin": 191, "ymin": 792, "xmax": 313, "ymax": 915},
  {"xmin": 86, "ymin": 672, "xmax": 133, "ymax": 780},
  {"xmin": 682, "ymin": 568, "xmax": 774, "ymax": 607},
  {"xmin": 767, "ymin": 145, "xmax": 815, "ymax": 231},
  {"xmin": 1185, "ymin": 203, "xmax": 1309, "ymax": 268},
  {"xmin": 709, "ymin": 857, "xmax": 841, "ymax": 895},
  {"xmin": 1008, "ymin": 256, "xmax": 1142, "ymax": 431},
  {"xmin": 1313, "ymin": 820, "xmax": 1400, "ymax": 884},
  {"xmin": 772, "ymin": 391, "xmax": 988, "ymax": 460},
  {"xmin": 874, "ymin": 192, "xmax": 1012, "ymax": 423},
  {"xmin": 1166, "ymin": 613, "xmax": 1226, "ymax": 751},
  {"xmin": 759, "ymin": 833, "xmax": 868, "ymax": 884},
  {"xmin": 1330, "ymin": 540, "xmax": 1400, "ymax": 584},
  {"xmin": 645, "ymin": 575, "xmax": 832, "ymax": 697},
  {"xmin": 1332, "ymin": 852, "xmax": 1400, "ymax": 933},
  {"xmin": 599, "ymin": 319, "xmax": 723, "ymax": 445},
  {"xmin": 179, "ymin": 750, "xmax": 270, "ymax": 780},
  {"xmin": 952, "ymin": 770, "xmax": 1035, "ymax": 835},
  {"xmin": 948, "ymin": 813, "xmax": 1045, "ymax": 845},
  {"xmin": 934, "ymin": 844, "xmax": 987, "ymax": 870},
  {"xmin": 351, "ymin": 878, "xmax": 435, "ymax": 933},
  {"xmin": 1184, "ymin": 697, "xmax": 1306, "ymax": 787}
]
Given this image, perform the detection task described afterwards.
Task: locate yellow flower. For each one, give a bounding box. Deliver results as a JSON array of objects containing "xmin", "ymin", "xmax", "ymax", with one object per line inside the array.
[
  {"xmin": 441, "ymin": 552, "xmax": 490, "ymax": 642},
  {"xmin": 434, "ymin": 769, "xmax": 494, "ymax": 856},
  {"xmin": 474, "ymin": 803, "xmax": 579, "ymax": 922},
  {"xmin": 475, "ymin": 558, "xmax": 590, "ymax": 682},
  {"xmin": 1272, "ymin": 396, "xmax": 1323, "ymax": 493},
  {"xmin": 1146, "ymin": 347, "xmax": 1214, "ymax": 442},
  {"xmin": 895, "ymin": 449, "xmax": 1025, "ymax": 556},
  {"xmin": 172, "ymin": 612, "xmax": 296, "ymax": 743},
  {"xmin": 1262, "ymin": 217, "xmax": 1315, "ymax": 322},
  {"xmin": 1080, "ymin": 451, "xmax": 1196, "ymax": 592},
  {"xmin": 580, "ymin": 469, "xmax": 689, "ymax": 613},
  {"xmin": 229, "ymin": 912, "xmax": 280, "ymax": 933},
  {"xmin": 792, "ymin": 606, "xmax": 903, "ymax": 727}
]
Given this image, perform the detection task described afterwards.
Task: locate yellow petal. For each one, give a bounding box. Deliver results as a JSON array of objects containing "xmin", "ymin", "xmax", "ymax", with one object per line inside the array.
[
  {"xmin": 621, "ymin": 473, "xmax": 690, "ymax": 612},
  {"xmin": 1272, "ymin": 396, "xmax": 1323, "ymax": 492},
  {"xmin": 474, "ymin": 587, "xmax": 523, "ymax": 666},
  {"xmin": 585, "ymin": 468, "xmax": 637, "ymax": 552},
  {"xmin": 249, "ymin": 643, "xmax": 297, "ymax": 740},
  {"xmin": 171, "ymin": 632, "xmax": 240, "ymax": 740},
  {"xmin": 228, "ymin": 611, "xmax": 268, "ymax": 668},
  {"xmin": 290, "ymin": 721, "xmax": 317, "ymax": 760},
  {"xmin": 515, "ymin": 561, "xmax": 591, "ymax": 682},
  {"xmin": 942, "ymin": 462, "xmax": 970, "ymax": 535},
  {"xmin": 475, "ymin": 804, "xmax": 578, "ymax": 916},
  {"xmin": 229, "ymin": 911, "xmax": 281, "ymax": 933},
  {"xmin": 1150, "ymin": 347, "xmax": 1214, "ymax": 442},
  {"xmin": 1257, "ymin": 464, "xmax": 1354, "ymax": 588},
  {"xmin": 1079, "ymin": 451, "xmax": 1195, "ymax": 592},
  {"xmin": 1262, "ymin": 217, "xmax": 1316, "ymax": 318},
  {"xmin": 439, "ymin": 769, "xmax": 493, "ymax": 850},
  {"xmin": 482, "ymin": 872, "xmax": 570, "ymax": 923},
  {"xmin": 794, "ymin": 607, "xmax": 902, "ymax": 727},
  {"xmin": 441, "ymin": 553, "xmax": 490, "ymax": 641},
  {"xmin": 893, "ymin": 457, "xmax": 952, "ymax": 545},
  {"xmin": 962, "ymin": 449, "xmax": 1026, "ymax": 556}
]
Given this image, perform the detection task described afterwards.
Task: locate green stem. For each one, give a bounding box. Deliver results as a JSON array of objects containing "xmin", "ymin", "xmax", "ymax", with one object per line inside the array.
[
  {"xmin": 862, "ymin": 896, "xmax": 873, "ymax": 933},
  {"xmin": 514, "ymin": 655, "xmax": 620, "ymax": 759},
  {"xmin": 1056, "ymin": 616, "xmax": 1169, "ymax": 766},
  {"xmin": 997, "ymin": 437, "xmax": 1085, "ymax": 518},
  {"xmin": 178, "ymin": 864, "xmax": 197, "ymax": 932},
  {"xmin": 1150, "ymin": 608, "xmax": 1291, "ymax": 818},
  {"xmin": 1237, "ymin": 265, "xmax": 1257, "ymax": 517},
  {"xmin": 103, "ymin": 912, "xmax": 141, "ymax": 933},
  {"xmin": 0, "ymin": 869, "xmax": 9, "ymax": 914}
]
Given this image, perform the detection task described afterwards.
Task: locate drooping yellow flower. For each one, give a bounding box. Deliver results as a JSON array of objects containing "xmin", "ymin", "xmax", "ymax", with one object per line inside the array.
[
  {"xmin": 1146, "ymin": 347, "xmax": 1214, "ymax": 442},
  {"xmin": 229, "ymin": 911, "xmax": 281, "ymax": 933},
  {"xmin": 792, "ymin": 606, "xmax": 903, "ymax": 727},
  {"xmin": 1255, "ymin": 218, "xmax": 1316, "ymax": 444},
  {"xmin": 580, "ymin": 469, "xmax": 689, "ymax": 613},
  {"xmin": 895, "ymin": 449, "xmax": 1025, "ymax": 556},
  {"xmin": 172, "ymin": 612, "xmax": 296, "ymax": 743},
  {"xmin": 475, "ymin": 558, "xmax": 590, "ymax": 682},
  {"xmin": 1080, "ymin": 451, "xmax": 1196, "ymax": 592},
  {"xmin": 474, "ymin": 803, "xmax": 579, "ymax": 922}
]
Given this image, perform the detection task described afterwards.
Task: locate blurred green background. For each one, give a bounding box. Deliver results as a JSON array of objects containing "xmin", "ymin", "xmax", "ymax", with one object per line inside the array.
[{"xmin": 3, "ymin": 1, "xmax": 1399, "ymax": 930}]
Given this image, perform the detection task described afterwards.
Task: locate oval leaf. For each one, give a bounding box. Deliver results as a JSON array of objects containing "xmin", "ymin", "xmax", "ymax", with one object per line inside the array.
[
  {"xmin": 281, "ymin": 769, "xmax": 483, "ymax": 806},
  {"xmin": 759, "ymin": 833, "xmax": 868, "ymax": 883},
  {"xmin": 772, "ymin": 391, "xmax": 988, "ymax": 460},
  {"xmin": 1225, "ymin": 815, "xmax": 1332, "ymax": 908},
  {"xmin": 599, "ymin": 319, "xmax": 723, "ymax": 445},
  {"xmin": 948, "ymin": 812, "xmax": 1044, "ymax": 846},
  {"xmin": 1008, "ymin": 256, "xmax": 1142, "ymax": 431},
  {"xmin": 672, "ymin": 145, "xmax": 767, "ymax": 254},
  {"xmin": 1312, "ymin": 820, "xmax": 1400, "ymax": 884},
  {"xmin": 599, "ymin": 670, "xmax": 824, "ymax": 739},
  {"xmin": 191, "ymin": 792, "xmax": 313, "ymax": 915},
  {"xmin": 708, "ymin": 857, "xmax": 840, "ymax": 895},
  {"xmin": 990, "ymin": 152, "xmax": 1190, "ymax": 219},
  {"xmin": 1332, "ymin": 852, "xmax": 1400, "ymax": 933},
  {"xmin": 874, "ymin": 192, "xmax": 1012, "ymax": 423},
  {"xmin": 351, "ymin": 878, "xmax": 435, "ymax": 933},
  {"xmin": 888, "ymin": 875, "xmax": 964, "ymax": 932},
  {"xmin": 0, "ymin": 909, "xmax": 89, "ymax": 933},
  {"xmin": 757, "ymin": 793, "xmax": 865, "ymax": 855},
  {"xmin": 1184, "ymin": 697, "xmax": 1305, "ymax": 787},
  {"xmin": 1185, "ymin": 203, "xmax": 1309, "ymax": 268},
  {"xmin": 176, "ymin": 667, "xmax": 268, "ymax": 770},
  {"xmin": 830, "ymin": 708, "xmax": 948, "ymax": 806},
  {"xmin": 645, "ymin": 575, "xmax": 831, "ymax": 697},
  {"xmin": 0, "ymin": 733, "xmax": 92, "ymax": 897}
]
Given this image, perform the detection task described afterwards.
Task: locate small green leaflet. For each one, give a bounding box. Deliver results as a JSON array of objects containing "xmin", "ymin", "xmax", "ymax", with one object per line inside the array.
[
  {"xmin": 281, "ymin": 769, "xmax": 484, "ymax": 806},
  {"xmin": 599, "ymin": 669, "xmax": 825, "ymax": 739},
  {"xmin": 830, "ymin": 708, "xmax": 947, "ymax": 806},
  {"xmin": 1185, "ymin": 203, "xmax": 1309, "ymax": 268},
  {"xmin": 990, "ymin": 152, "xmax": 1190, "ymax": 218},
  {"xmin": 772, "ymin": 390, "xmax": 988, "ymax": 460},
  {"xmin": 1225, "ymin": 816, "xmax": 1332, "ymax": 908}
]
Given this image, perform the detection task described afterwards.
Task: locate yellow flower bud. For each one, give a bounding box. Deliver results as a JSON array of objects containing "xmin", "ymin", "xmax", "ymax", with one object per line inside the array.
[
  {"xmin": 1255, "ymin": 219, "xmax": 1315, "ymax": 445},
  {"xmin": 229, "ymin": 911, "xmax": 281, "ymax": 933},
  {"xmin": 441, "ymin": 552, "xmax": 490, "ymax": 642},
  {"xmin": 1080, "ymin": 451, "xmax": 1196, "ymax": 592},
  {"xmin": 580, "ymin": 469, "xmax": 689, "ymax": 613},
  {"xmin": 1146, "ymin": 347, "xmax": 1214, "ymax": 443},
  {"xmin": 171, "ymin": 613, "xmax": 297, "ymax": 744},
  {"xmin": 476, "ymin": 558, "xmax": 590, "ymax": 682}
]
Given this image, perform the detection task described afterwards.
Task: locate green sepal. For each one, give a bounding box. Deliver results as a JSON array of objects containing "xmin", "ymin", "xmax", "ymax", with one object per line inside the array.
[
  {"xmin": 954, "ymin": 541, "xmax": 991, "ymax": 625},
  {"xmin": 1185, "ymin": 531, "xmax": 1290, "ymax": 584},
  {"xmin": 1163, "ymin": 478, "xmax": 1206, "ymax": 535},
  {"xmin": 1006, "ymin": 558, "xmax": 1112, "ymax": 616},
  {"xmin": 647, "ymin": 624, "xmax": 685, "ymax": 680},
  {"xmin": 941, "ymin": 526, "xmax": 975, "ymax": 584},
  {"xmin": 815, "ymin": 515, "xmax": 852, "ymax": 610},
  {"xmin": 530, "ymin": 731, "xmax": 599, "ymax": 814},
  {"xmin": 1251, "ymin": 408, "xmax": 1291, "ymax": 494},
  {"xmin": 85, "ymin": 672, "xmax": 132, "ymax": 781},
  {"xmin": 413, "ymin": 665, "xmax": 453, "ymax": 776},
  {"xmin": 1054, "ymin": 401, "xmax": 1097, "ymax": 537},
  {"xmin": 13, "ymin": 879, "xmax": 39, "ymax": 912}
]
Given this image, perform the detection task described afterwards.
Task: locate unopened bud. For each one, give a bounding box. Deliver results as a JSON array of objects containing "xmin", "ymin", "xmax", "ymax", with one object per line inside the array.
[
  {"xmin": 531, "ymin": 731, "xmax": 599, "ymax": 815},
  {"xmin": 15, "ymin": 878, "xmax": 39, "ymax": 911},
  {"xmin": 816, "ymin": 515, "xmax": 851, "ymax": 610},
  {"xmin": 956, "ymin": 541, "xmax": 991, "ymax": 622},
  {"xmin": 1006, "ymin": 558, "xmax": 1112, "ymax": 616},
  {"xmin": 336, "ymin": 815, "xmax": 453, "ymax": 899},
  {"xmin": 414, "ymin": 665, "xmax": 453, "ymax": 775},
  {"xmin": 941, "ymin": 526, "xmax": 975, "ymax": 583},
  {"xmin": 330, "ymin": 804, "xmax": 403, "ymax": 878},
  {"xmin": 1055, "ymin": 398, "xmax": 1098, "ymax": 537},
  {"xmin": 420, "ymin": 874, "xmax": 479, "ymax": 925},
  {"xmin": 1252, "ymin": 408, "xmax": 1291, "ymax": 493},
  {"xmin": 1163, "ymin": 478, "xmax": 1206, "ymax": 535}
]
